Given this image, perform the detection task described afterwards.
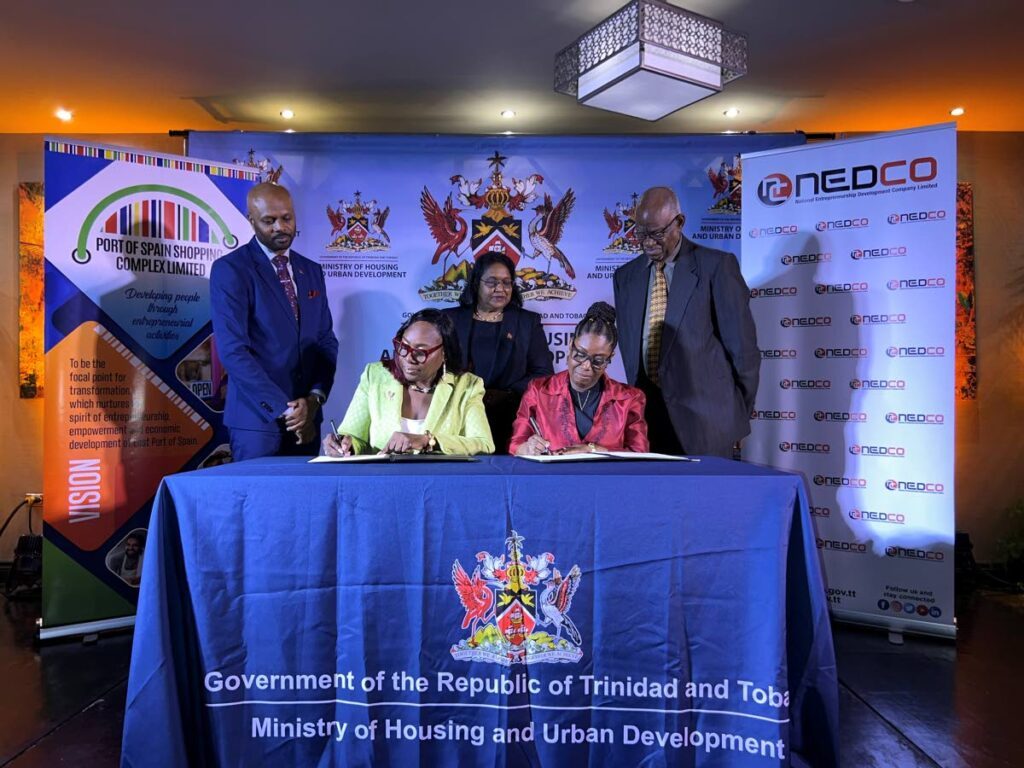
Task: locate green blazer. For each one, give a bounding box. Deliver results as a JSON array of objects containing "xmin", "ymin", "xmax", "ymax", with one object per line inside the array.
[{"xmin": 338, "ymin": 362, "xmax": 495, "ymax": 455}]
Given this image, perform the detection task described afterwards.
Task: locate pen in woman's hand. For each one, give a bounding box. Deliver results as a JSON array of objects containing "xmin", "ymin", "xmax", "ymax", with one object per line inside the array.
[{"xmin": 528, "ymin": 416, "xmax": 551, "ymax": 455}]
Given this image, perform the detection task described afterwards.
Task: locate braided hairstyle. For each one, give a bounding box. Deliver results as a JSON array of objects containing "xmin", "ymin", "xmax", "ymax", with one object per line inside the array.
[{"xmin": 573, "ymin": 301, "xmax": 618, "ymax": 349}]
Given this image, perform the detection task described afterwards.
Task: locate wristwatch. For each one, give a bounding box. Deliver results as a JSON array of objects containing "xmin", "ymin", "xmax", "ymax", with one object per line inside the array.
[
  {"xmin": 425, "ymin": 432, "xmax": 438, "ymax": 452},
  {"xmin": 309, "ymin": 392, "xmax": 326, "ymax": 407}
]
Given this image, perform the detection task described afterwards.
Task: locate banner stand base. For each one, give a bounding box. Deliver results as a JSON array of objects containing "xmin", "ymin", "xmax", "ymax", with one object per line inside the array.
[
  {"xmin": 831, "ymin": 608, "xmax": 955, "ymax": 641},
  {"xmin": 38, "ymin": 615, "xmax": 135, "ymax": 642}
]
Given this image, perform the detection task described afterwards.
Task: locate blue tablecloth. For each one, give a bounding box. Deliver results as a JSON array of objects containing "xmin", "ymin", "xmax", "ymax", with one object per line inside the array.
[{"xmin": 121, "ymin": 456, "xmax": 837, "ymax": 767}]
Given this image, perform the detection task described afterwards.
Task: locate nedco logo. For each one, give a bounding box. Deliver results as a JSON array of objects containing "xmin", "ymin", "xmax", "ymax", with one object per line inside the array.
[
  {"xmin": 781, "ymin": 316, "xmax": 831, "ymax": 328},
  {"xmin": 751, "ymin": 286, "xmax": 798, "ymax": 298},
  {"xmin": 850, "ymin": 379, "xmax": 905, "ymax": 390},
  {"xmin": 814, "ymin": 475, "xmax": 867, "ymax": 488},
  {"xmin": 816, "ymin": 282, "xmax": 868, "ymax": 294},
  {"xmin": 761, "ymin": 348, "xmax": 797, "ymax": 360},
  {"xmin": 851, "ymin": 313, "xmax": 905, "ymax": 325},
  {"xmin": 816, "ymin": 347, "xmax": 867, "ymax": 359},
  {"xmin": 779, "ymin": 441, "xmax": 831, "ymax": 454},
  {"xmin": 851, "ymin": 246, "xmax": 907, "ymax": 260},
  {"xmin": 817, "ymin": 538, "xmax": 868, "ymax": 554},
  {"xmin": 814, "ymin": 410, "xmax": 867, "ymax": 422},
  {"xmin": 885, "ymin": 479, "xmax": 944, "ymax": 494},
  {"xmin": 756, "ymin": 173, "xmax": 794, "ymax": 206},
  {"xmin": 810, "ymin": 506, "xmax": 831, "ymax": 517},
  {"xmin": 886, "ymin": 412, "xmax": 944, "ymax": 425},
  {"xmin": 887, "ymin": 277, "xmax": 946, "ymax": 290},
  {"xmin": 850, "ymin": 509, "xmax": 905, "ymax": 525},
  {"xmin": 751, "ymin": 410, "xmax": 797, "ymax": 421},
  {"xmin": 885, "ymin": 546, "xmax": 944, "ymax": 561},
  {"xmin": 780, "ymin": 378, "xmax": 831, "ymax": 390},
  {"xmin": 816, "ymin": 218, "xmax": 868, "ymax": 232},
  {"xmin": 782, "ymin": 252, "xmax": 830, "ymax": 265},
  {"xmin": 887, "ymin": 209, "xmax": 947, "ymax": 225},
  {"xmin": 756, "ymin": 156, "xmax": 937, "ymax": 206},
  {"xmin": 749, "ymin": 224, "xmax": 798, "ymax": 238},
  {"xmin": 887, "ymin": 346, "xmax": 945, "ymax": 358},
  {"xmin": 850, "ymin": 444, "xmax": 906, "ymax": 457}
]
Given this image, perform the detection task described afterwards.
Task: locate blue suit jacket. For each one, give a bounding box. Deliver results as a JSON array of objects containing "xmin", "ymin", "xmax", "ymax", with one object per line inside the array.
[
  {"xmin": 210, "ymin": 237, "xmax": 338, "ymax": 431},
  {"xmin": 613, "ymin": 238, "xmax": 760, "ymax": 454}
]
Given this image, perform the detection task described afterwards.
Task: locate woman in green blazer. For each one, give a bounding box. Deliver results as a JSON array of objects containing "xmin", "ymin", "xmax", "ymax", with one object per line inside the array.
[{"xmin": 322, "ymin": 309, "xmax": 494, "ymax": 456}]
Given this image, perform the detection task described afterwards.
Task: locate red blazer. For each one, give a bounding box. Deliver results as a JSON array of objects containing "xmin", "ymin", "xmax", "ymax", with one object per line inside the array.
[{"xmin": 508, "ymin": 371, "xmax": 649, "ymax": 454}]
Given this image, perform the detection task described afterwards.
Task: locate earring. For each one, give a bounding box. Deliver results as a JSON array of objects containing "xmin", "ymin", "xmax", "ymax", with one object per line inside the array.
[{"xmin": 442, "ymin": 361, "xmax": 448, "ymax": 378}]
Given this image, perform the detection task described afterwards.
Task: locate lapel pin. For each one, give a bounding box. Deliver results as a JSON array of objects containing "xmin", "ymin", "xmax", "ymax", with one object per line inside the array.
[
  {"xmin": 308, "ymin": 289, "xmax": 319, "ymax": 298},
  {"xmin": 506, "ymin": 332, "xmax": 513, "ymax": 340}
]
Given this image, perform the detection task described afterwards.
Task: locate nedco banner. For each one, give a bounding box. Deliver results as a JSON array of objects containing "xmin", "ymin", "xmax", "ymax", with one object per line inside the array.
[{"xmin": 740, "ymin": 124, "xmax": 956, "ymax": 638}]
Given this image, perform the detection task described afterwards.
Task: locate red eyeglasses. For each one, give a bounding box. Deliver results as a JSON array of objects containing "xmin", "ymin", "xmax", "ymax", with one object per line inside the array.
[{"xmin": 393, "ymin": 337, "xmax": 443, "ymax": 364}]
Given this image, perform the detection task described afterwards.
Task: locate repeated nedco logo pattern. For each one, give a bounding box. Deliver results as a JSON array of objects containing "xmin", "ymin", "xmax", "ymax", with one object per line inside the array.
[{"xmin": 743, "ymin": 136, "xmax": 954, "ymax": 628}]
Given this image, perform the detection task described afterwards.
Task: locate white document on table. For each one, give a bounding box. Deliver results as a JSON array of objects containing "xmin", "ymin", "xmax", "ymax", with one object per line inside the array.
[
  {"xmin": 308, "ymin": 454, "xmax": 391, "ymax": 463},
  {"xmin": 519, "ymin": 452, "xmax": 698, "ymax": 463}
]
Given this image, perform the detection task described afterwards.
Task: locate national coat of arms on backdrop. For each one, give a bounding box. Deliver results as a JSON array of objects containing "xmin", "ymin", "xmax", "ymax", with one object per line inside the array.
[
  {"xmin": 325, "ymin": 191, "xmax": 391, "ymax": 251},
  {"xmin": 707, "ymin": 154, "xmax": 743, "ymax": 214},
  {"xmin": 419, "ymin": 151, "xmax": 577, "ymax": 303},
  {"xmin": 602, "ymin": 192, "xmax": 642, "ymax": 255}
]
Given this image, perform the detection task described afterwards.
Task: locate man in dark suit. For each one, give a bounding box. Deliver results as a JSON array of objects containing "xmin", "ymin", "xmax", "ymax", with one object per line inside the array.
[
  {"xmin": 210, "ymin": 183, "xmax": 338, "ymax": 460},
  {"xmin": 613, "ymin": 187, "xmax": 759, "ymax": 457}
]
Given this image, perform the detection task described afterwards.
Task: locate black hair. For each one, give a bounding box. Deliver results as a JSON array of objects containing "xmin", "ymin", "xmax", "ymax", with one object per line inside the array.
[
  {"xmin": 458, "ymin": 252, "xmax": 524, "ymax": 309},
  {"xmin": 573, "ymin": 301, "xmax": 618, "ymax": 349},
  {"xmin": 392, "ymin": 308, "xmax": 466, "ymax": 375}
]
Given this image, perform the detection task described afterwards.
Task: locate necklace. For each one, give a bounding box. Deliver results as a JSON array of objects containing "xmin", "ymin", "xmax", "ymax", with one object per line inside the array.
[
  {"xmin": 408, "ymin": 383, "xmax": 435, "ymax": 394},
  {"xmin": 572, "ymin": 387, "xmax": 593, "ymax": 411},
  {"xmin": 473, "ymin": 309, "xmax": 503, "ymax": 322}
]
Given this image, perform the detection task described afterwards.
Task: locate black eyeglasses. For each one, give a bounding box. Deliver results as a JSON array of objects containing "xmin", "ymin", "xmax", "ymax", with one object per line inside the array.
[
  {"xmin": 634, "ymin": 215, "xmax": 682, "ymax": 243},
  {"xmin": 570, "ymin": 341, "xmax": 612, "ymax": 369},
  {"xmin": 393, "ymin": 337, "xmax": 443, "ymax": 364},
  {"xmin": 481, "ymin": 278, "xmax": 514, "ymax": 290}
]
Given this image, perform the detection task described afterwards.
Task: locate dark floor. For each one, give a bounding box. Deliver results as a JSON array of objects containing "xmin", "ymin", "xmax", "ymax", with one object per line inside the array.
[{"xmin": 1, "ymin": 589, "xmax": 1021, "ymax": 767}]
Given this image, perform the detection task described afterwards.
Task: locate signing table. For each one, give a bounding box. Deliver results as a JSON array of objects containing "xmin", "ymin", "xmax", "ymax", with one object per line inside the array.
[{"xmin": 121, "ymin": 456, "xmax": 837, "ymax": 767}]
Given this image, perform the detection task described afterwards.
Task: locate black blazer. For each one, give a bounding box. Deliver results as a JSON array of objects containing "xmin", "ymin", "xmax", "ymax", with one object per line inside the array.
[
  {"xmin": 613, "ymin": 238, "xmax": 760, "ymax": 454},
  {"xmin": 443, "ymin": 305, "xmax": 553, "ymax": 394}
]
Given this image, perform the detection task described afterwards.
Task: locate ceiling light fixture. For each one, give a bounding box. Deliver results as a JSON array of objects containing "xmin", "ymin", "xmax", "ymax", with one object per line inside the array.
[
  {"xmin": 554, "ymin": 0, "xmax": 747, "ymax": 121},
  {"xmin": 55, "ymin": 108, "xmax": 73, "ymax": 122},
  {"xmin": 723, "ymin": 107, "xmax": 740, "ymax": 118},
  {"xmin": 949, "ymin": 106, "xmax": 965, "ymax": 117},
  {"xmin": 284, "ymin": 129, "xmax": 296, "ymax": 134},
  {"xmin": 500, "ymin": 110, "xmax": 516, "ymax": 119},
  {"xmin": 280, "ymin": 109, "xmax": 295, "ymax": 120}
]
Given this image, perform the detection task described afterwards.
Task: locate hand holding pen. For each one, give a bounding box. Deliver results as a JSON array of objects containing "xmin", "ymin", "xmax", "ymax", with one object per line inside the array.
[
  {"xmin": 516, "ymin": 416, "xmax": 551, "ymax": 456},
  {"xmin": 322, "ymin": 418, "xmax": 354, "ymax": 457}
]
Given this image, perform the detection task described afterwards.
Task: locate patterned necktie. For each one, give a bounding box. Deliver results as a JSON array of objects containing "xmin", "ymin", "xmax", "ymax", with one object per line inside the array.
[
  {"xmin": 272, "ymin": 253, "xmax": 299, "ymax": 321},
  {"xmin": 646, "ymin": 261, "xmax": 668, "ymax": 385}
]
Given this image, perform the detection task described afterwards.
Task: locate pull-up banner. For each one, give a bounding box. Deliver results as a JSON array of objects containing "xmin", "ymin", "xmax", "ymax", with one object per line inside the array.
[
  {"xmin": 740, "ymin": 124, "xmax": 957, "ymax": 637},
  {"xmin": 42, "ymin": 139, "xmax": 258, "ymax": 633}
]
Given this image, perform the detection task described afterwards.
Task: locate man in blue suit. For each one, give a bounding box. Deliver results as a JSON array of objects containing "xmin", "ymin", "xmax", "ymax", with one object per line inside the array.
[
  {"xmin": 210, "ymin": 183, "xmax": 338, "ymax": 460},
  {"xmin": 613, "ymin": 187, "xmax": 759, "ymax": 458}
]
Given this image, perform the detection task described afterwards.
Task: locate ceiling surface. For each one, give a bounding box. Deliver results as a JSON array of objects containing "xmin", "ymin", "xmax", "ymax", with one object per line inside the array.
[{"xmin": 4, "ymin": 0, "xmax": 1022, "ymax": 135}]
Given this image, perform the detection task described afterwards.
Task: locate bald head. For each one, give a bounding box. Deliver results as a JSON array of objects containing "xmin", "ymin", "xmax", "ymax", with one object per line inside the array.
[
  {"xmin": 247, "ymin": 183, "xmax": 296, "ymax": 254},
  {"xmin": 638, "ymin": 186, "xmax": 681, "ymax": 220},
  {"xmin": 636, "ymin": 186, "xmax": 685, "ymax": 263}
]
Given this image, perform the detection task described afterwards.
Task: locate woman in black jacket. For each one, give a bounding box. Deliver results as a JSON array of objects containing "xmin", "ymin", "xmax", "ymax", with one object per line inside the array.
[{"xmin": 442, "ymin": 252, "xmax": 553, "ymax": 453}]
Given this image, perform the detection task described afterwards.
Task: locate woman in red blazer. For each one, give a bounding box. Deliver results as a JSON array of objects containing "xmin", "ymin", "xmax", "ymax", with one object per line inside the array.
[{"xmin": 509, "ymin": 302, "xmax": 649, "ymax": 455}]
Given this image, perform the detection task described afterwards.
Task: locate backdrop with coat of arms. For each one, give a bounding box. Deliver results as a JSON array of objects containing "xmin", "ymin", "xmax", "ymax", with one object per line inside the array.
[{"xmin": 189, "ymin": 133, "xmax": 805, "ymax": 413}]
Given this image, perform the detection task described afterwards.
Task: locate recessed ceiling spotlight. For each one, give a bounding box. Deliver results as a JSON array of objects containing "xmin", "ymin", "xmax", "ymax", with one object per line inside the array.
[
  {"xmin": 949, "ymin": 106, "xmax": 965, "ymax": 117},
  {"xmin": 503, "ymin": 130, "xmax": 514, "ymax": 136},
  {"xmin": 500, "ymin": 110, "xmax": 516, "ymax": 119},
  {"xmin": 723, "ymin": 107, "xmax": 740, "ymax": 118},
  {"xmin": 280, "ymin": 109, "xmax": 295, "ymax": 120},
  {"xmin": 55, "ymin": 108, "xmax": 73, "ymax": 122},
  {"xmin": 284, "ymin": 129, "xmax": 296, "ymax": 134}
]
